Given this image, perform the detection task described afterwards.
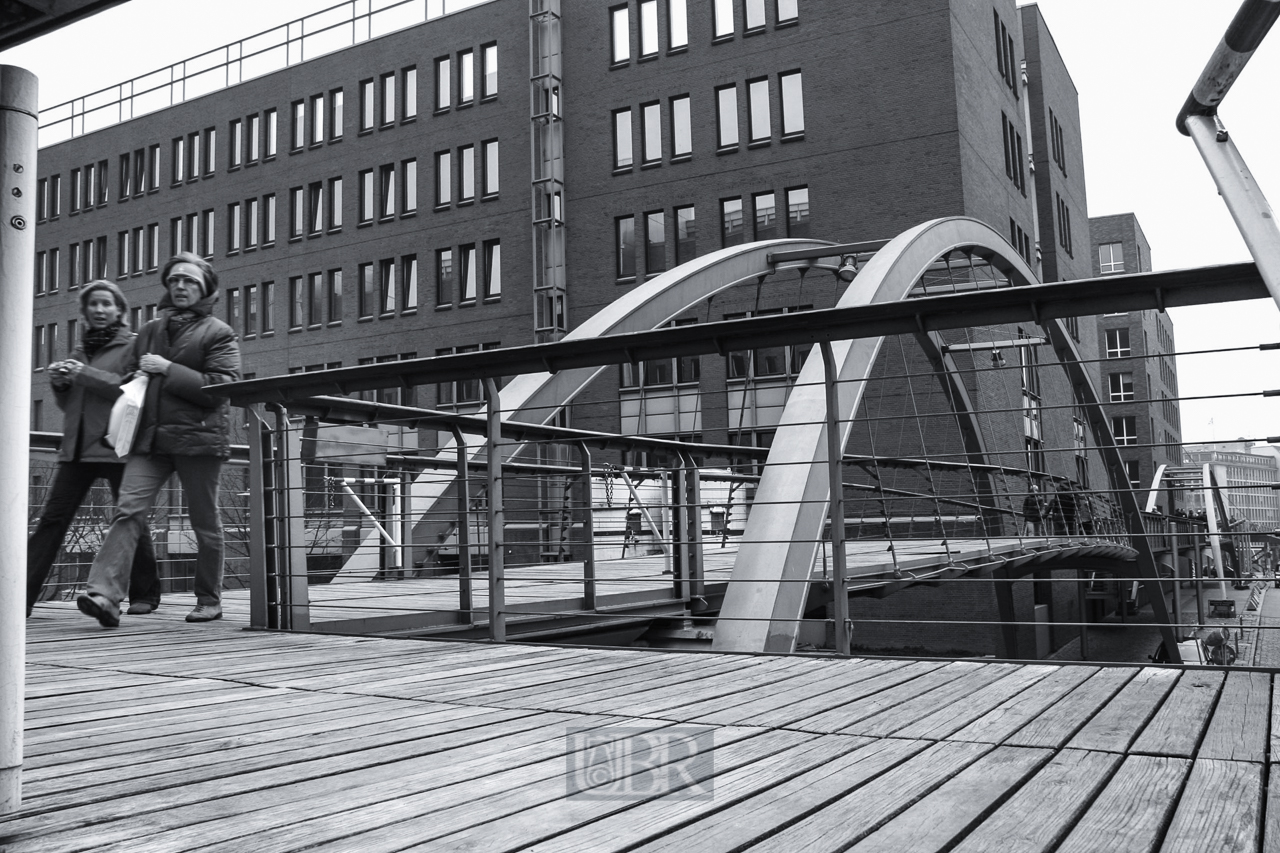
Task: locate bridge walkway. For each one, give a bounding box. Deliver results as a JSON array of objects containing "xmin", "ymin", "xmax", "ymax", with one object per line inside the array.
[{"xmin": 4, "ymin": 598, "xmax": 1270, "ymax": 852}]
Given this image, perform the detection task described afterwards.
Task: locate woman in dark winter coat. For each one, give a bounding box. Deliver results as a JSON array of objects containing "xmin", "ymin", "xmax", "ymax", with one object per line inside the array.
[
  {"xmin": 27, "ymin": 281, "xmax": 160, "ymax": 616},
  {"xmin": 77, "ymin": 253, "xmax": 241, "ymax": 628}
]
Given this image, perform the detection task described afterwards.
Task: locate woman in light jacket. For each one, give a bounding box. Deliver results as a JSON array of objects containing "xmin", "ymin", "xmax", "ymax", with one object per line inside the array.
[
  {"xmin": 28, "ymin": 281, "xmax": 160, "ymax": 616},
  {"xmin": 77, "ymin": 254, "xmax": 240, "ymax": 627}
]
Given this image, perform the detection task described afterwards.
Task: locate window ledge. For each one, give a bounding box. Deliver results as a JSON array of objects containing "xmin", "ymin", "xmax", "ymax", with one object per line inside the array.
[
  {"xmin": 666, "ymin": 46, "xmax": 688, "ymax": 56},
  {"xmin": 457, "ymin": 199, "xmax": 475, "ymax": 207},
  {"xmin": 612, "ymin": 166, "xmax": 634, "ymax": 176},
  {"xmin": 459, "ymin": 300, "xmax": 477, "ymax": 308},
  {"xmin": 357, "ymin": 316, "xmax": 374, "ymax": 323},
  {"xmin": 776, "ymin": 18, "xmax": 799, "ymax": 29},
  {"xmin": 640, "ymin": 161, "xmax": 662, "ymax": 171},
  {"xmin": 711, "ymin": 35, "xmax": 734, "ymax": 45},
  {"xmin": 716, "ymin": 145, "xmax": 740, "ymax": 156},
  {"xmin": 780, "ymin": 132, "xmax": 805, "ymax": 143},
  {"xmin": 401, "ymin": 116, "xmax": 418, "ymax": 125},
  {"xmin": 400, "ymin": 210, "xmax": 417, "ymax": 219},
  {"xmin": 434, "ymin": 204, "xmax": 451, "ymax": 212},
  {"xmin": 357, "ymin": 220, "xmax": 374, "ymax": 229},
  {"xmin": 479, "ymin": 95, "xmax": 497, "ymax": 104},
  {"xmin": 744, "ymin": 26, "xmax": 766, "ymax": 37},
  {"xmin": 638, "ymin": 54, "xmax": 658, "ymax": 64},
  {"xmin": 616, "ymin": 276, "xmax": 637, "ymax": 286},
  {"xmin": 747, "ymin": 139, "xmax": 771, "ymax": 150},
  {"xmin": 327, "ymin": 321, "xmax": 342, "ymax": 328},
  {"xmin": 670, "ymin": 154, "xmax": 692, "ymax": 164},
  {"xmin": 435, "ymin": 304, "xmax": 453, "ymax": 311},
  {"xmin": 434, "ymin": 107, "xmax": 450, "ymax": 116},
  {"xmin": 483, "ymin": 296, "xmax": 501, "ymax": 304},
  {"xmin": 609, "ymin": 61, "xmax": 630, "ymax": 71},
  {"xmin": 480, "ymin": 194, "xmax": 499, "ymax": 203}
]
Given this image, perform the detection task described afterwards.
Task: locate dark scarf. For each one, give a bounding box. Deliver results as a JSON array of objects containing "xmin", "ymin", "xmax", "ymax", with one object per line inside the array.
[
  {"xmin": 82, "ymin": 322, "xmax": 122, "ymax": 359},
  {"xmin": 166, "ymin": 309, "xmax": 202, "ymax": 339}
]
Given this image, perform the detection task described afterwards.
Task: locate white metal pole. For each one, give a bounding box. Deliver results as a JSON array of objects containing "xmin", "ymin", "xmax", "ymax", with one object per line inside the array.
[{"xmin": 0, "ymin": 65, "xmax": 38, "ymax": 814}]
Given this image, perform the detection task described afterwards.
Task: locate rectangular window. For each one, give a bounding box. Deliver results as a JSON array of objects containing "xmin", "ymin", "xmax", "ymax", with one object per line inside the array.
[
  {"xmin": 291, "ymin": 100, "xmax": 305, "ymax": 149},
  {"xmin": 481, "ymin": 44, "xmax": 497, "ymax": 99},
  {"xmin": 263, "ymin": 194, "xmax": 276, "ymax": 244},
  {"xmin": 358, "ymin": 263, "xmax": 374, "ymax": 318},
  {"xmin": 68, "ymin": 243, "xmax": 80, "ymax": 288},
  {"xmin": 202, "ymin": 128, "xmax": 215, "ymax": 175},
  {"xmin": 714, "ymin": 0, "xmax": 734, "ymax": 38},
  {"xmin": 1106, "ymin": 328, "xmax": 1131, "ymax": 358},
  {"xmin": 671, "ymin": 95, "xmax": 691, "ymax": 157},
  {"xmin": 645, "ymin": 211, "xmax": 665, "ymax": 274},
  {"xmin": 201, "ymin": 209, "xmax": 215, "ymax": 258},
  {"xmin": 676, "ymin": 205, "xmax": 697, "ymax": 264},
  {"xmin": 307, "ymin": 272, "xmax": 323, "ymax": 327},
  {"xmin": 1112, "ymin": 416, "xmax": 1138, "ymax": 446},
  {"xmin": 460, "ymin": 244, "xmax": 477, "ymax": 301},
  {"xmin": 245, "ymin": 197, "xmax": 259, "ymax": 249},
  {"xmin": 480, "ymin": 240, "xmax": 502, "ymax": 299},
  {"xmin": 131, "ymin": 151, "xmax": 144, "ymax": 196},
  {"xmin": 753, "ymin": 192, "xmax": 777, "ymax": 240},
  {"xmin": 310, "ymin": 93, "xmax": 325, "ymax": 144},
  {"xmin": 127, "ymin": 228, "xmax": 140, "ymax": 274},
  {"xmin": 359, "ymin": 169, "xmax": 374, "ymax": 222},
  {"xmin": 35, "ymin": 250, "xmax": 46, "ymax": 293},
  {"xmin": 379, "ymin": 164, "xmax": 395, "ymax": 219},
  {"xmin": 264, "ymin": 108, "xmax": 277, "ymax": 158},
  {"xmin": 400, "ymin": 158, "xmax": 418, "ymax": 213},
  {"xmin": 327, "ymin": 269, "xmax": 343, "ymax": 323},
  {"xmin": 1109, "ymin": 372, "xmax": 1134, "ymax": 402},
  {"xmin": 146, "ymin": 223, "xmax": 158, "ymax": 269},
  {"xmin": 289, "ymin": 276, "xmax": 304, "ymax": 329},
  {"xmin": 376, "ymin": 73, "xmax": 393, "ymax": 127},
  {"xmin": 459, "ymin": 49, "xmax": 474, "ymax": 104},
  {"xmin": 289, "ymin": 187, "xmax": 304, "ymax": 238},
  {"xmin": 227, "ymin": 202, "xmax": 241, "ymax": 253},
  {"xmin": 360, "ymin": 79, "xmax": 375, "ymax": 131},
  {"xmin": 115, "ymin": 233, "xmax": 127, "ymax": 278},
  {"xmin": 170, "ymin": 140, "xmax": 183, "ymax": 184},
  {"xmin": 640, "ymin": 1, "xmax": 659, "ymax": 56},
  {"xmin": 745, "ymin": 0, "xmax": 766, "ymax": 29},
  {"xmin": 308, "ymin": 182, "xmax": 324, "ymax": 234},
  {"xmin": 459, "ymin": 145, "xmax": 475, "ymax": 202},
  {"xmin": 328, "ymin": 177, "xmax": 343, "ymax": 228},
  {"xmin": 227, "ymin": 288, "xmax": 241, "ymax": 330},
  {"xmin": 260, "ymin": 281, "xmax": 274, "ymax": 333},
  {"xmin": 1056, "ymin": 193, "xmax": 1074, "ymax": 257},
  {"xmin": 777, "ymin": 0, "xmax": 798, "ymax": 23},
  {"xmin": 1099, "ymin": 242, "xmax": 1124, "ymax": 274},
  {"xmin": 436, "ymin": 248, "xmax": 454, "ymax": 306},
  {"xmin": 611, "ymin": 6, "xmax": 630, "ymax": 63},
  {"xmin": 435, "ymin": 56, "xmax": 451, "ymax": 110},
  {"xmin": 244, "ymin": 283, "xmax": 258, "ymax": 337},
  {"xmin": 721, "ymin": 198, "xmax": 744, "ymax": 247},
  {"xmin": 184, "ymin": 134, "xmax": 198, "ymax": 183},
  {"xmin": 248, "ymin": 114, "xmax": 260, "ymax": 162},
  {"xmin": 401, "ymin": 67, "xmax": 417, "ymax": 119},
  {"xmin": 435, "ymin": 151, "xmax": 452, "ymax": 206},
  {"xmin": 716, "ymin": 85, "xmax": 739, "ymax": 148},
  {"xmin": 481, "ymin": 142, "xmax": 498, "ymax": 196},
  {"xmin": 780, "ymin": 71, "xmax": 804, "ymax": 136},
  {"xmin": 670, "ymin": 0, "xmax": 689, "ymax": 48},
  {"xmin": 614, "ymin": 108, "xmax": 634, "ymax": 169},
  {"xmin": 786, "ymin": 186, "xmax": 810, "ymax": 237},
  {"xmin": 69, "ymin": 169, "xmax": 80, "ymax": 212},
  {"xmin": 330, "ymin": 88, "xmax": 344, "ymax": 139},
  {"xmin": 401, "ymin": 254, "xmax": 418, "ymax": 312},
  {"xmin": 642, "ymin": 102, "xmax": 662, "ymax": 163},
  {"xmin": 115, "ymin": 157, "xmax": 129, "ymax": 201},
  {"xmin": 229, "ymin": 119, "xmax": 243, "ymax": 167},
  {"xmin": 748, "ymin": 78, "xmax": 770, "ymax": 142},
  {"xmin": 616, "ymin": 216, "xmax": 636, "ymax": 279},
  {"xmin": 379, "ymin": 258, "xmax": 397, "ymax": 315}
]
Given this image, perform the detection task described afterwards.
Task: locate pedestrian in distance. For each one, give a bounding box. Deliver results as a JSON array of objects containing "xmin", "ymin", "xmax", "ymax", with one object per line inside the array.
[
  {"xmin": 1021, "ymin": 482, "xmax": 1044, "ymax": 537},
  {"xmin": 76, "ymin": 253, "xmax": 241, "ymax": 628},
  {"xmin": 27, "ymin": 281, "xmax": 161, "ymax": 617}
]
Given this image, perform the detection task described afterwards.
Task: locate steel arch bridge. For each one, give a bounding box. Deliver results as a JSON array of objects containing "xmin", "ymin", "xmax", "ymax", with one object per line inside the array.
[{"xmin": 322, "ymin": 216, "xmax": 1178, "ymax": 660}]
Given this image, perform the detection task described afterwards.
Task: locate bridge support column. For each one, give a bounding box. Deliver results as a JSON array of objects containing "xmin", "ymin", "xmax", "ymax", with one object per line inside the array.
[
  {"xmin": 484, "ymin": 379, "xmax": 507, "ymax": 642},
  {"xmin": 993, "ymin": 567, "xmax": 1019, "ymax": 659},
  {"xmin": 820, "ymin": 343, "xmax": 852, "ymax": 656}
]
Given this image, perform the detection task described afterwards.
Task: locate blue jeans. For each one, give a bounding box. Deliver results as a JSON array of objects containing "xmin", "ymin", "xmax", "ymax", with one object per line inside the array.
[
  {"xmin": 86, "ymin": 454, "xmax": 225, "ymax": 607},
  {"xmin": 28, "ymin": 461, "xmax": 160, "ymax": 610}
]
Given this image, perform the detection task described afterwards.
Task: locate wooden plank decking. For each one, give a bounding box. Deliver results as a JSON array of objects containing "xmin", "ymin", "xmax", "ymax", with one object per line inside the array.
[{"xmin": 6, "ymin": 594, "xmax": 1266, "ymax": 852}]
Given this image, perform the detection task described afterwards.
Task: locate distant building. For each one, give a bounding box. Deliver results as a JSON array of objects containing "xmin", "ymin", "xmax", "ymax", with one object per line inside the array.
[
  {"xmin": 1090, "ymin": 213, "xmax": 1183, "ymax": 510},
  {"xmin": 1184, "ymin": 441, "xmax": 1280, "ymax": 531}
]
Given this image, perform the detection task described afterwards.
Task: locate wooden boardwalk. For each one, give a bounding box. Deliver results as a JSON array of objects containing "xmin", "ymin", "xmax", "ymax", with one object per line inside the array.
[{"xmin": 4, "ymin": 595, "xmax": 1273, "ymax": 852}]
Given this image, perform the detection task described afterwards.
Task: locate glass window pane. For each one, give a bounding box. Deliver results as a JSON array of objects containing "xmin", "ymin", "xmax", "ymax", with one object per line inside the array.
[
  {"xmin": 482, "ymin": 45, "xmax": 497, "ymax": 97},
  {"xmin": 614, "ymin": 109, "xmax": 633, "ymax": 168},
  {"xmin": 786, "ymin": 187, "xmax": 809, "ymax": 237},
  {"xmin": 436, "ymin": 57, "xmax": 451, "ymax": 109},
  {"xmin": 781, "ymin": 71, "xmax": 805, "ymax": 135},
  {"xmin": 611, "ymin": 7, "xmax": 630, "ymax": 63},
  {"xmin": 754, "ymin": 192, "xmax": 776, "ymax": 240},
  {"xmin": 669, "ymin": 0, "xmax": 688, "ymax": 47},
  {"xmin": 436, "ymin": 151, "xmax": 451, "ymax": 205},
  {"xmin": 722, "ymin": 198, "xmax": 743, "ymax": 247},
  {"xmin": 459, "ymin": 50, "xmax": 474, "ymax": 103},
  {"xmin": 777, "ymin": 0, "xmax": 798, "ymax": 22},
  {"xmin": 749, "ymin": 79, "xmax": 770, "ymax": 141},
  {"xmin": 746, "ymin": 0, "xmax": 765, "ymax": 28},
  {"xmin": 642, "ymin": 103, "xmax": 661, "ymax": 162},
  {"xmin": 672, "ymin": 95, "xmax": 691, "ymax": 156},
  {"xmin": 646, "ymin": 211, "xmax": 665, "ymax": 273},
  {"xmin": 460, "ymin": 146, "xmax": 474, "ymax": 200},
  {"xmin": 714, "ymin": 0, "xmax": 733, "ymax": 37},
  {"xmin": 461, "ymin": 245, "xmax": 477, "ymax": 300},
  {"xmin": 483, "ymin": 141, "xmax": 499, "ymax": 195},
  {"xmin": 640, "ymin": 1, "xmax": 658, "ymax": 55},
  {"xmin": 617, "ymin": 216, "xmax": 636, "ymax": 278},
  {"xmin": 676, "ymin": 205, "xmax": 697, "ymax": 264},
  {"xmin": 717, "ymin": 86, "xmax": 738, "ymax": 147}
]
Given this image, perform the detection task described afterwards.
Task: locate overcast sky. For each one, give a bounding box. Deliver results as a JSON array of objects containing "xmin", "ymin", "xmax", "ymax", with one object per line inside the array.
[{"xmin": 2, "ymin": 0, "xmax": 1277, "ymax": 445}]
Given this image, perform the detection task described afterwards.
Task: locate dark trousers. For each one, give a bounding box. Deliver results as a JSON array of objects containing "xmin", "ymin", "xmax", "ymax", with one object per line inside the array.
[{"xmin": 28, "ymin": 461, "xmax": 161, "ymax": 610}]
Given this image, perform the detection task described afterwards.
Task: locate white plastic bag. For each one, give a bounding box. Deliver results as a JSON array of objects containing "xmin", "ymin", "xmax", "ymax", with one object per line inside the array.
[{"xmin": 106, "ymin": 375, "xmax": 149, "ymax": 457}]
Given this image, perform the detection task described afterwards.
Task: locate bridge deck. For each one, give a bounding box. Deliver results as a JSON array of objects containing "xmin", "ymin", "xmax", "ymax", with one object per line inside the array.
[
  {"xmin": 296, "ymin": 535, "xmax": 1117, "ymax": 631},
  {"xmin": 5, "ymin": 597, "xmax": 1270, "ymax": 853}
]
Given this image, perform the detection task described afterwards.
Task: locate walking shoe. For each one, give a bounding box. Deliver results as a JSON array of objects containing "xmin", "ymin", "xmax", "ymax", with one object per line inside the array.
[
  {"xmin": 76, "ymin": 594, "xmax": 120, "ymax": 628},
  {"xmin": 185, "ymin": 604, "xmax": 222, "ymax": 623},
  {"xmin": 126, "ymin": 601, "xmax": 157, "ymax": 615}
]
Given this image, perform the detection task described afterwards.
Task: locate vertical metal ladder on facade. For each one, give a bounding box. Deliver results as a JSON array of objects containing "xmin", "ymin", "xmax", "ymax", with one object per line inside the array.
[{"xmin": 530, "ymin": 0, "xmax": 567, "ymax": 343}]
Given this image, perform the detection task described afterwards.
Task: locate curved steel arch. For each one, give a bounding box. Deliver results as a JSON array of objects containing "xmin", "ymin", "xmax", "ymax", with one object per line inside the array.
[
  {"xmin": 337, "ymin": 238, "xmax": 834, "ymax": 580},
  {"xmin": 711, "ymin": 217, "xmax": 1178, "ymax": 660}
]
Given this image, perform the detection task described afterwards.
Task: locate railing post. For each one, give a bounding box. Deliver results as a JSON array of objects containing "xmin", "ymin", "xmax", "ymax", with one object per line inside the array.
[
  {"xmin": 578, "ymin": 442, "xmax": 596, "ymax": 609},
  {"xmin": 820, "ymin": 342, "xmax": 852, "ymax": 656},
  {"xmin": 484, "ymin": 379, "xmax": 506, "ymax": 642},
  {"xmin": 270, "ymin": 405, "xmax": 310, "ymax": 631},
  {"xmin": 449, "ymin": 426, "xmax": 473, "ymax": 621},
  {"xmin": 246, "ymin": 407, "xmax": 271, "ymax": 629},
  {"xmin": 0, "ymin": 64, "xmax": 37, "ymax": 814}
]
